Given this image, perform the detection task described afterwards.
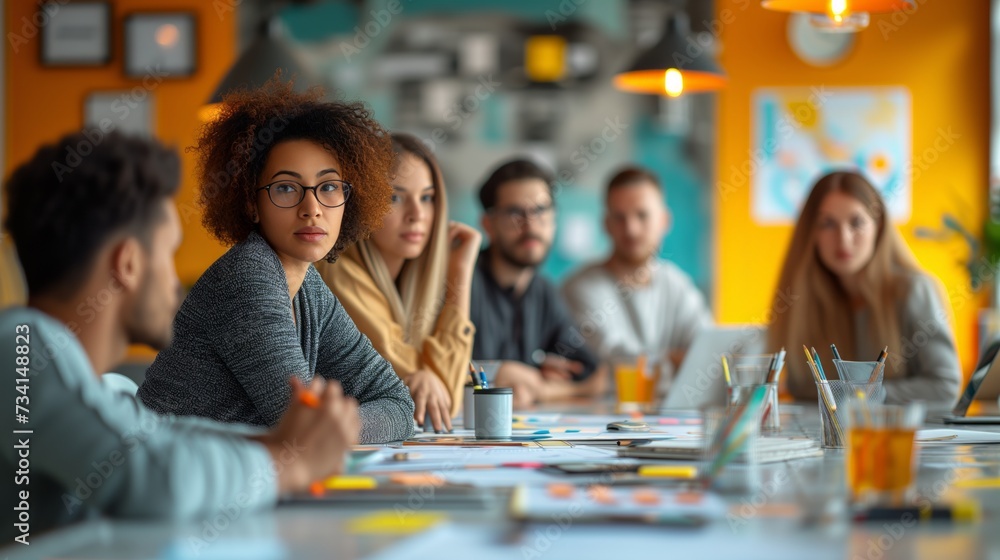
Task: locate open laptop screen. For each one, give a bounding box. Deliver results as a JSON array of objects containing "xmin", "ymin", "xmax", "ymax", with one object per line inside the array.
[{"xmin": 952, "ymin": 339, "xmax": 1000, "ymax": 417}]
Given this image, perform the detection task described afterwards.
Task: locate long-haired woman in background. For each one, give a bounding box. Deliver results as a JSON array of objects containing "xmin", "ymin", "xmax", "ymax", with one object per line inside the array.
[
  {"xmin": 318, "ymin": 133, "xmax": 481, "ymax": 432},
  {"xmin": 766, "ymin": 170, "xmax": 961, "ymax": 406}
]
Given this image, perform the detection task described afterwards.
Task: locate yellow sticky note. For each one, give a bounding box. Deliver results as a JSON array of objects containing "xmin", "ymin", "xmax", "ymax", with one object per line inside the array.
[
  {"xmin": 323, "ymin": 476, "xmax": 378, "ymax": 490},
  {"xmin": 347, "ymin": 510, "xmax": 446, "ymax": 535},
  {"xmin": 637, "ymin": 465, "xmax": 698, "ymax": 479},
  {"xmin": 955, "ymin": 477, "xmax": 1000, "ymax": 489}
]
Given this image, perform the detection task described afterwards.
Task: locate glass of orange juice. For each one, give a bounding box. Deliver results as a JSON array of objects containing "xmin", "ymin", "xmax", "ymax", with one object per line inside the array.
[
  {"xmin": 614, "ymin": 355, "xmax": 661, "ymax": 413},
  {"xmin": 846, "ymin": 401, "xmax": 925, "ymax": 506}
]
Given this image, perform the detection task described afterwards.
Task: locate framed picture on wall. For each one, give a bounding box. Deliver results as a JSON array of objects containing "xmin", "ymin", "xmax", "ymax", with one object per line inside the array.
[
  {"xmin": 40, "ymin": 2, "xmax": 112, "ymax": 66},
  {"xmin": 123, "ymin": 13, "xmax": 197, "ymax": 78},
  {"xmin": 84, "ymin": 91, "xmax": 155, "ymax": 138}
]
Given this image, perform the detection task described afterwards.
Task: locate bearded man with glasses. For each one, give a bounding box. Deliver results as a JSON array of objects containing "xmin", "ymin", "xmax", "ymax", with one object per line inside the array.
[{"xmin": 470, "ymin": 159, "xmax": 600, "ymax": 408}]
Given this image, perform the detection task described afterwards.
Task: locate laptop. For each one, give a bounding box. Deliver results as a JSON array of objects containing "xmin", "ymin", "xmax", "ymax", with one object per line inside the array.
[
  {"xmin": 942, "ymin": 339, "xmax": 1000, "ymax": 424},
  {"xmin": 661, "ymin": 325, "xmax": 764, "ymax": 411}
]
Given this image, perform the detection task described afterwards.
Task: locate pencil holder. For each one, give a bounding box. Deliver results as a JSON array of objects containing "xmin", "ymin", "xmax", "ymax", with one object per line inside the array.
[
  {"xmin": 832, "ymin": 360, "xmax": 887, "ymax": 404},
  {"xmin": 816, "ymin": 380, "xmax": 882, "ymax": 448},
  {"xmin": 726, "ymin": 354, "xmax": 782, "ymax": 434},
  {"xmin": 703, "ymin": 404, "xmax": 763, "ymax": 494},
  {"xmin": 463, "ymin": 383, "xmax": 476, "ymax": 430},
  {"xmin": 730, "ymin": 383, "xmax": 780, "ymax": 434},
  {"xmin": 474, "ymin": 387, "xmax": 513, "ymax": 439}
]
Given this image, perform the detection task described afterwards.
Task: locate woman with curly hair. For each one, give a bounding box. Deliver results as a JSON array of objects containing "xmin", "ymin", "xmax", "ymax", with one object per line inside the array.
[
  {"xmin": 138, "ymin": 78, "xmax": 415, "ymax": 443},
  {"xmin": 316, "ymin": 133, "xmax": 481, "ymax": 433}
]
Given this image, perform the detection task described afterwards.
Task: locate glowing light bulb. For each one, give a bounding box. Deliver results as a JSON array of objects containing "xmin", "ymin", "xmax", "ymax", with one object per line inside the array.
[
  {"xmin": 829, "ymin": 0, "xmax": 848, "ymax": 21},
  {"xmin": 664, "ymin": 69, "xmax": 683, "ymax": 97}
]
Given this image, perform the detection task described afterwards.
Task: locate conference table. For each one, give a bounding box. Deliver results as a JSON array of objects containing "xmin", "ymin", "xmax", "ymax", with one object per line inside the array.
[{"xmin": 7, "ymin": 401, "xmax": 1000, "ymax": 560}]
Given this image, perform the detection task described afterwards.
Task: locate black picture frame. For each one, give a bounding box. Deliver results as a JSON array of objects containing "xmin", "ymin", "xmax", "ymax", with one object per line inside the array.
[
  {"xmin": 123, "ymin": 12, "xmax": 197, "ymax": 79},
  {"xmin": 40, "ymin": 1, "xmax": 112, "ymax": 67}
]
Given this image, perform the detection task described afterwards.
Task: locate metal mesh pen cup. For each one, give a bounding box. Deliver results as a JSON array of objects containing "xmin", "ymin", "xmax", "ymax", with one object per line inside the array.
[
  {"xmin": 833, "ymin": 360, "xmax": 887, "ymax": 404},
  {"xmin": 816, "ymin": 380, "xmax": 882, "ymax": 448}
]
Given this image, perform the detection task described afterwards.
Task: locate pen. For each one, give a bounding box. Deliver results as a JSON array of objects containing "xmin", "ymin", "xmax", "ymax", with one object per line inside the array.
[
  {"xmin": 830, "ymin": 344, "xmax": 842, "ymax": 362},
  {"xmin": 810, "ymin": 347, "xmax": 828, "ymax": 381},
  {"xmin": 868, "ymin": 346, "xmax": 889, "ymax": 383},
  {"xmin": 479, "ymin": 366, "xmax": 489, "ymax": 389}
]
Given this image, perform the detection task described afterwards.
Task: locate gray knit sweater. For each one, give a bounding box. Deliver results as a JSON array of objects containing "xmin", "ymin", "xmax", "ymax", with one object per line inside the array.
[{"xmin": 138, "ymin": 232, "xmax": 415, "ymax": 443}]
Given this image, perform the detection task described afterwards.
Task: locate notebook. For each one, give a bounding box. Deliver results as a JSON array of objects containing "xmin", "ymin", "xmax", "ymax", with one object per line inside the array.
[{"xmin": 618, "ymin": 437, "xmax": 822, "ymax": 463}]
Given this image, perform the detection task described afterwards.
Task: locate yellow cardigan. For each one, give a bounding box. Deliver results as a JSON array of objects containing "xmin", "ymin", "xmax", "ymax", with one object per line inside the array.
[{"xmin": 317, "ymin": 253, "xmax": 475, "ymax": 418}]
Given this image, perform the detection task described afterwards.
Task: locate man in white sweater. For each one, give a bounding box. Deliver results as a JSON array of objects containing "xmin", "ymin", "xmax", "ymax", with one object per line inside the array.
[
  {"xmin": 0, "ymin": 132, "xmax": 359, "ymax": 543},
  {"xmin": 562, "ymin": 167, "xmax": 712, "ymax": 393}
]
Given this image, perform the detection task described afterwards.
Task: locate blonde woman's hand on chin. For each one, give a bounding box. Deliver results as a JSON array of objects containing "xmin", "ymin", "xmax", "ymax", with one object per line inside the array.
[{"xmin": 406, "ymin": 368, "xmax": 454, "ymax": 433}]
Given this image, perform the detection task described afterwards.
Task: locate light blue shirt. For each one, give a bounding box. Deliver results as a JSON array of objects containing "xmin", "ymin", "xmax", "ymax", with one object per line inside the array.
[{"xmin": 0, "ymin": 307, "xmax": 277, "ymax": 541}]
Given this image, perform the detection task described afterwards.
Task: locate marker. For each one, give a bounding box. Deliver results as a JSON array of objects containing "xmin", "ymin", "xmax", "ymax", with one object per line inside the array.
[
  {"xmin": 852, "ymin": 501, "xmax": 980, "ymax": 523},
  {"xmin": 322, "ymin": 476, "xmax": 378, "ymax": 490},
  {"xmin": 299, "ymin": 391, "xmax": 319, "ymax": 408},
  {"xmin": 637, "ymin": 465, "xmax": 698, "ymax": 479}
]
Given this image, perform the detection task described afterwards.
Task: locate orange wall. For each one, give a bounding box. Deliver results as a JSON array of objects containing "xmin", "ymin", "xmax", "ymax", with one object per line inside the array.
[
  {"xmin": 715, "ymin": 1, "xmax": 990, "ymax": 374},
  {"xmin": 4, "ymin": 0, "xmax": 235, "ymax": 286}
]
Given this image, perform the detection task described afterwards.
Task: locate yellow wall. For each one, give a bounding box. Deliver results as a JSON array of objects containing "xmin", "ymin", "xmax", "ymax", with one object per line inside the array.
[
  {"xmin": 715, "ymin": 0, "xmax": 990, "ymax": 374},
  {"xmin": 4, "ymin": 0, "xmax": 235, "ymax": 286}
]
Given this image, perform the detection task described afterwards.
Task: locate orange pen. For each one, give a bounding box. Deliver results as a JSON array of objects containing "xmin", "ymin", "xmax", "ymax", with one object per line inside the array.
[{"xmin": 299, "ymin": 390, "xmax": 319, "ymax": 408}]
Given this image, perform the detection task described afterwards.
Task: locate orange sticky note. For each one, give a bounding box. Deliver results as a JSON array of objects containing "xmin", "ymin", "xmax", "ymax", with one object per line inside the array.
[
  {"xmin": 633, "ymin": 489, "xmax": 661, "ymax": 506},
  {"xmin": 547, "ymin": 483, "xmax": 575, "ymax": 499},
  {"xmin": 389, "ymin": 474, "xmax": 445, "ymax": 486},
  {"xmin": 675, "ymin": 491, "xmax": 704, "ymax": 504},
  {"xmin": 588, "ymin": 485, "xmax": 615, "ymax": 505}
]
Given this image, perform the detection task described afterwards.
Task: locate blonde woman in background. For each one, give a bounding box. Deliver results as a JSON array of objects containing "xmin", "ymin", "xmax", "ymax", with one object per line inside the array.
[
  {"xmin": 766, "ymin": 170, "xmax": 961, "ymax": 407},
  {"xmin": 318, "ymin": 133, "xmax": 481, "ymax": 432}
]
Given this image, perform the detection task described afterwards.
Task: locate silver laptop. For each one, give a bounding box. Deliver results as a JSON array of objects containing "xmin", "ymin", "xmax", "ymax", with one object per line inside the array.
[
  {"xmin": 943, "ymin": 339, "xmax": 1000, "ymax": 424},
  {"xmin": 662, "ymin": 325, "xmax": 764, "ymax": 411}
]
